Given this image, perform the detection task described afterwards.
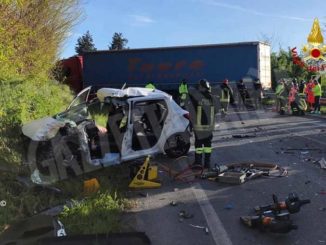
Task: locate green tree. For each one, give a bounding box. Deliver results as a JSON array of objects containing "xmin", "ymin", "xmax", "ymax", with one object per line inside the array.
[
  {"xmin": 75, "ymin": 30, "xmax": 97, "ymax": 55},
  {"xmin": 108, "ymin": 32, "xmax": 128, "ymax": 50},
  {"xmin": 271, "ymin": 48, "xmax": 315, "ymax": 89}
]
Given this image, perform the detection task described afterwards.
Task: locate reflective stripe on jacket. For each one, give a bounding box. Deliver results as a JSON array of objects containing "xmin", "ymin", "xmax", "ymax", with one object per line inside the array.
[
  {"xmin": 187, "ymin": 87, "xmax": 216, "ymax": 133},
  {"xmin": 220, "ymin": 88, "xmax": 230, "ymax": 102}
]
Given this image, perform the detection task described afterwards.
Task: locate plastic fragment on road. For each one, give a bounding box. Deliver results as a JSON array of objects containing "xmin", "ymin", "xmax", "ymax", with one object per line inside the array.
[
  {"xmin": 189, "ymin": 224, "xmax": 209, "ymax": 234},
  {"xmin": 179, "ymin": 210, "xmax": 194, "ymax": 219},
  {"xmin": 318, "ymin": 158, "xmax": 326, "ymax": 169},
  {"xmin": 83, "ymin": 178, "xmax": 100, "ymax": 195},
  {"xmin": 301, "ymin": 151, "xmax": 309, "ymax": 155},
  {"xmin": 224, "ymin": 203, "xmax": 234, "ymax": 210},
  {"xmin": 56, "ymin": 220, "xmax": 67, "ymax": 237},
  {"xmin": 170, "ymin": 201, "xmax": 178, "ymax": 206},
  {"xmin": 232, "ymin": 134, "xmax": 256, "ymax": 138}
]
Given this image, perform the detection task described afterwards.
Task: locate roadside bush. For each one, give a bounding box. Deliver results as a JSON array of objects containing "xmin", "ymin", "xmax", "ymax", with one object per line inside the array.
[
  {"xmin": 59, "ymin": 192, "xmax": 125, "ymax": 235},
  {"xmin": 0, "ymin": 79, "xmax": 73, "ymax": 168}
]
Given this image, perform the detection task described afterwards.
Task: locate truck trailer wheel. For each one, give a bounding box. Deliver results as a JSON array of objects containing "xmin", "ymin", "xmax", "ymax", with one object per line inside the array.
[{"xmin": 164, "ymin": 132, "xmax": 190, "ymax": 158}]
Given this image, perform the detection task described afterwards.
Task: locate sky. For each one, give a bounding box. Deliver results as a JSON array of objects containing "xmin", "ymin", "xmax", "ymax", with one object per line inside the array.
[{"xmin": 61, "ymin": 0, "xmax": 326, "ymax": 58}]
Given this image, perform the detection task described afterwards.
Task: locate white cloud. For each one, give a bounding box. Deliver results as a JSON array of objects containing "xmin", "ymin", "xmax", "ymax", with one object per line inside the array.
[
  {"xmin": 129, "ymin": 14, "xmax": 155, "ymax": 26},
  {"xmin": 197, "ymin": 0, "xmax": 312, "ymax": 22}
]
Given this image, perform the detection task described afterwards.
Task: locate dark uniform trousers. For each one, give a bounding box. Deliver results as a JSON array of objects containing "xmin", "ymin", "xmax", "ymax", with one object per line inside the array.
[{"xmin": 194, "ymin": 132, "xmax": 213, "ymax": 168}]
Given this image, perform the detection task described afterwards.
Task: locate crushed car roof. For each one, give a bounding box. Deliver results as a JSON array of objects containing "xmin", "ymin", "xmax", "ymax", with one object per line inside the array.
[{"xmin": 97, "ymin": 87, "xmax": 171, "ymax": 102}]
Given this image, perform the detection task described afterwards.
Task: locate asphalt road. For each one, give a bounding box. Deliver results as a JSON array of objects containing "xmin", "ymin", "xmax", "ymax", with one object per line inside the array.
[{"xmin": 127, "ymin": 108, "xmax": 326, "ymax": 245}]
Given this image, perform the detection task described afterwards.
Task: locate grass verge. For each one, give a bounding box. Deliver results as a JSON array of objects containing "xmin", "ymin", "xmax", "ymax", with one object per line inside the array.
[{"xmin": 59, "ymin": 192, "xmax": 125, "ymax": 235}]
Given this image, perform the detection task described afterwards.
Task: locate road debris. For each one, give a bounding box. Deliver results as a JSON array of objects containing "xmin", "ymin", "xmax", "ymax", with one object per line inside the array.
[
  {"xmin": 281, "ymin": 151, "xmax": 295, "ymax": 154},
  {"xmin": 319, "ymin": 190, "xmax": 326, "ymax": 195},
  {"xmin": 83, "ymin": 178, "xmax": 100, "ymax": 195},
  {"xmin": 284, "ymin": 148, "xmax": 321, "ymax": 151},
  {"xmin": 224, "ymin": 203, "xmax": 235, "ymax": 210},
  {"xmin": 179, "ymin": 210, "xmax": 194, "ymax": 219},
  {"xmin": 318, "ymin": 158, "xmax": 326, "ymax": 170},
  {"xmin": 232, "ymin": 134, "xmax": 256, "ymax": 138},
  {"xmin": 189, "ymin": 224, "xmax": 209, "ymax": 234},
  {"xmin": 300, "ymin": 151, "xmax": 309, "ymax": 155},
  {"xmin": 202, "ymin": 162, "xmax": 288, "ymax": 185},
  {"xmin": 170, "ymin": 201, "xmax": 178, "ymax": 206}
]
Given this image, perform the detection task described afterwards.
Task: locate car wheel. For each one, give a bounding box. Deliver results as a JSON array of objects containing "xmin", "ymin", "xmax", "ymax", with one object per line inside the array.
[{"xmin": 164, "ymin": 132, "xmax": 190, "ymax": 158}]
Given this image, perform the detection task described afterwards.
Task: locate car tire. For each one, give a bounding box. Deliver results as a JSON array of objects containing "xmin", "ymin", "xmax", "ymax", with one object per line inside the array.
[{"xmin": 164, "ymin": 132, "xmax": 190, "ymax": 158}]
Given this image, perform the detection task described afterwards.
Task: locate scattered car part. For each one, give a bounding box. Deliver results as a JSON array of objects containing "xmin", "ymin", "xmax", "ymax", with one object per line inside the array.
[
  {"xmin": 201, "ymin": 162, "xmax": 287, "ymax": 183},
  {"xmin": 189, "ymin": 224, "xmax": 209, "ymax": 234},
  {"xmin": 218, "ymin": 172, "xmax": 246, "ymax": 185},
  {"xmin": 170, "ymin": 201, "xmax": 178, "ymax": 206},
  {"xmin": 232, "ymin": 134, "xmax": 256, "ymax": 138},
  {"xmin": 179, "ymin": 210, "xmax": 194, "ymax": 219},
  {"xmin": 318, "ymin": 158, "xmax": 326, "ymax": 170},
  {"xmin": 83, "ymin": 178, "xmax": 100, "ymax": 195}
]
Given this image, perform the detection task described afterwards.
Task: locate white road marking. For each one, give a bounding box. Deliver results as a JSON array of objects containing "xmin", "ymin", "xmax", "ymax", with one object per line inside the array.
[{"xmin": 192, "ymin": 183, "xmax": 233, "ymax": 245}]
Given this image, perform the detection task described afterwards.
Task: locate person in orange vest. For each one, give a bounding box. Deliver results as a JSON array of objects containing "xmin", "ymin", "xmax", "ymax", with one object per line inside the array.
[{"xmin": 305, "ymin": 79, "xmax": 315, "ymax": 111}]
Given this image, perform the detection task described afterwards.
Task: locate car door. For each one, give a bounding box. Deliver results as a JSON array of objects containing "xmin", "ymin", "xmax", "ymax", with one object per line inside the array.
[{"xmin": 120, "ymin": 97, "xmax": 168, "ymax": 161}]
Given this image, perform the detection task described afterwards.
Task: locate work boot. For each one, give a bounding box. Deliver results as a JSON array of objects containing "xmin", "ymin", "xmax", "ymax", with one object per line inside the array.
[
  {"xmin": 204, "ymin": 153, "xmax": 211, "ymax": 169},
  {"xmin": 194, "ymin": 153, "xmax": 202, "ymax": 166}
]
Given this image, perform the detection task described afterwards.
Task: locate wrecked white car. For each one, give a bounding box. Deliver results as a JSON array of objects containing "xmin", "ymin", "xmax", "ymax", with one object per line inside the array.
[{"xmin": 22, "ymin": 87, "xmax": 191, "ymax": 184}]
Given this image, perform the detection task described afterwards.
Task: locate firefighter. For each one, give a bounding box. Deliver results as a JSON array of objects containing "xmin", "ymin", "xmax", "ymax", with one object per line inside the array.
[
  {"xmin": 288, "ymin": 81, "xmax": 299, "ymax": 115},
  {"xmin": 237, "ymin": 79, "xmax": 247, "ymax": 110},
  {"xmin": 299, "ymin": 80, "xmax": 306, "ymax": 95},
  {"xmin": 220, "ymin": 79, "xmax": 234, "ymax": 116},
  {"xmin": 312, "ymin": 79, "xmax": 322, "ymax": 114},
  {"xmin": 179, "ymin": 79, "xmax": 189, "ymax": 108},
  {"xmin": 253, "ymin": 78, "xmax": 263, "ymax": 109},
  {"xmin": 305, "ymin": 79, "xmax": 315, "ymax": 111},
  {"xmin": 275, "ymin": 79, "xmax": 286, "ymax": 115},
  {"xmin": 145, "ymin": 81, "xmax": 156, "ymax": 89},
  {"xmin": 186, "ymin": 79, "xmax": 217, "ymax": 169}
]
